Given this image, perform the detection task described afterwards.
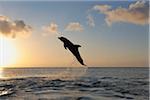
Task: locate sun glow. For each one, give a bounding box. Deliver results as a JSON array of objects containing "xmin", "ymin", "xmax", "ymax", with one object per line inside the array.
[{"xmin": 0, "ymin": 36, "xmax": 19, "ymax": 67}]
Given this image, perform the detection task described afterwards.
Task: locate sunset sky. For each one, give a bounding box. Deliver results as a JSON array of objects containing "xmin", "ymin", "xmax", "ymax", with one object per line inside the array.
[{"xmin": 0, "ymin": 1, "xmax": 149, "ymax": 67}]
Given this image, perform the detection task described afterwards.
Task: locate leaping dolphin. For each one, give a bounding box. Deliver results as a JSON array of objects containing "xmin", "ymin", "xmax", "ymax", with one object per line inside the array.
[{"xmin": 58, "ymin": 36, "xmax": 86, "ymax": 66}]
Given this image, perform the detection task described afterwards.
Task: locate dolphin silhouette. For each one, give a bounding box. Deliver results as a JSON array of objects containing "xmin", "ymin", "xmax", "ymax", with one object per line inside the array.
[{"xmin": 58, "ymin": 36, "xmax": 86, "ymax": 66}]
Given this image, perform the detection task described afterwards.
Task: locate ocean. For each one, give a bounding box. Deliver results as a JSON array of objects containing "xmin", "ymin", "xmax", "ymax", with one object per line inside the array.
[{"xmin": 0, "ymin": 67, "xmax": 149, "ymax": 100}]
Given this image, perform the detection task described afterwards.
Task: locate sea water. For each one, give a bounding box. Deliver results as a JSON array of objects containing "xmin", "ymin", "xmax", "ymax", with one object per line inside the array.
[{"xmin": 0, "ymin": 67, "xmax": 149, "ymax": 100}]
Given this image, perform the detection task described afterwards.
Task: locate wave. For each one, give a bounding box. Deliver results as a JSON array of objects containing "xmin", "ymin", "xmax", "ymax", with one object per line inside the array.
[{"xmin": 0, "ymin": 76, "xmax": 148, "ymax": 100}]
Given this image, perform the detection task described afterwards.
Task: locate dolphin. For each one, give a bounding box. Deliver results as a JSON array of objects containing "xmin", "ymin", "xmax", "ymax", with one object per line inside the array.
[{"xmin": 58, "ymin": 36, "xmax": 86, "ymax": 66}]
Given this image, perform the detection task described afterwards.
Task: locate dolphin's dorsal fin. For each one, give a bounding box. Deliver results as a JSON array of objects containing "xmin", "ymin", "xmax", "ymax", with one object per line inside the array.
[{"xmin": 74, "ymin": 44, "xmax": 81, "ymax": 48}]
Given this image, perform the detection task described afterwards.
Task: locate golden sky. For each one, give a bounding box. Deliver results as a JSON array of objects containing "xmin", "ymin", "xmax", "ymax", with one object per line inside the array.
[{"xmin": 0, "ymin": 1, "xmax": 149, "ymax": 67}]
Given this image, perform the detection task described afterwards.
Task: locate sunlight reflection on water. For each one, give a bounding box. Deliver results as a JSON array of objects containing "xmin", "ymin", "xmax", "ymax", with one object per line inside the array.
[
  {"xmin": 1, "ymin": 67, "xmax": 88, "ymax": 80},
  {"xmin": 0, "ymin": 68, "xmax": 3, "ymax": 78}
]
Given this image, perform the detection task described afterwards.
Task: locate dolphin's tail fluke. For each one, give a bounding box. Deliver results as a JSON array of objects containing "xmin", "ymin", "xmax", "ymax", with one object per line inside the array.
[{"xmin": 82, "ymin": 62, "xmax": 87, "ymax": 66}]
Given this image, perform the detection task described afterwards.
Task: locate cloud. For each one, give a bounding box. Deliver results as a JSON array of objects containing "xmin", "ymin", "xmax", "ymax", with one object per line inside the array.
[
  {"xmin": 93, "ymin": 1, "xmax": 149, "ymax": 26},
  {"xmin": 87, "ymin": 14, "xmax": 95, "ymax": 27},
  {"xmin": 129, "ymin": 1, "xmax": 145, "ymax": 10},
  {"xmin": 93, "ymin": 4, "xmax": 111, "ymax": 12},
  {"xmin": 0, "ymin": 15, "xmax": 32, "ymax": 38},
  {"xmin": 65, "ymin": 22, "xmax": 83, "ymax": 32},
  {"xmin": 42, "ymin": 22, "xmax": 83, "ymax": 36},
  {"xmin": 42, "ymin": 22, "xmax": 59, "ymax": 36}
]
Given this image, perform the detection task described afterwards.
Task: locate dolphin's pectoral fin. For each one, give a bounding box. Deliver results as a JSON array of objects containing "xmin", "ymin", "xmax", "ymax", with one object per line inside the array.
[
  {"xmin": 64, "ymin": 44, "xmax": 67, "ymax": 49},
  {"xmin": 74, "ymin": 44, "xmax": 81, "ymax": 48}
]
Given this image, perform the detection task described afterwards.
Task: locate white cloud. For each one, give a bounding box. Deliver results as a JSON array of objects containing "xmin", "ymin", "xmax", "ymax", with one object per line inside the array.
[
  {"xmin": 93, "ymin": 1, "xmax": 149, "ymax": 26},
  {"xmin": 42, "ymin": 22, "xmax": 59, "ymax": 36},
  {"xmin": 0, "ymin": 15, "xmax": 32, "ymax": 38},
  {"xmin": 129, "ymin": 1, "xmax": 145, "ymax": 10},
  {"xmin": 65, "ymin": 22, "xmax": 83, "ymax": 32},
  {"xmin": 87, "ymin": 14, "xmax": 95, "ymax": 27},
  {"xmin": 93, "ymin": 4, "xmax": 111, "ymax": 12}
]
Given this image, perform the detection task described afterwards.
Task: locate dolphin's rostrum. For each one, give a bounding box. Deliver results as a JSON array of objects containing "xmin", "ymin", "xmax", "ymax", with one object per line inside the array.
[{"xmin": 58, "ymin": 36, "xmax": 86, "ymax": 66}]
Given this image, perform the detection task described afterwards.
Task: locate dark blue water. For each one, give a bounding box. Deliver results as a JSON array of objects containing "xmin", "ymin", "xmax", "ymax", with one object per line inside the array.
[{"xmin": 0, "ymin": 67, "xmax": 149, "ymax": 100}]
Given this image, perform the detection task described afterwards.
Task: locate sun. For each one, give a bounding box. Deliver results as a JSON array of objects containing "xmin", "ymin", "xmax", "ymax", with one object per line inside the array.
[{"xmin": 0, "ymin": 36, "xmax": 19, "ymax": 67}]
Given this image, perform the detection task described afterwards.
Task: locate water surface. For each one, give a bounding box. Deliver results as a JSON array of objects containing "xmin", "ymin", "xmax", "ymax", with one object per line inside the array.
[{"xmin": 0, "ymin": 67, "xmax": 149, "ymax": 100}]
